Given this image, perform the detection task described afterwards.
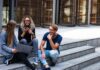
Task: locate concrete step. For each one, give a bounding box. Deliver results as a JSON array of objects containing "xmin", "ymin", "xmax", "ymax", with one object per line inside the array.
[
  {"xmin": 0, "ymin": 57, "xmax": 43, "ymax": 70},
  {"xmin": 60, "ymin": 38, "xmax": 99, "ymax": 51},
  {"xmin": 60, "ymin": 41, "xmax": 88, "ymax": 51},
  {"xmin": 81, "ymin": 61, "xmax": 100, "ymax": 70},
  {"xmin": 58, "ymin": 46, "xmax": 95, "ymax": 63},
  {"xmin": 0, "ymin": 46, "xmax": 95, "ymax": 64},
  {"xmin": 0, "ymin": 54, "xmax": 3, "ymax": 64},
  {"xmin": 0, "ymin": 52, "xmax": 99, "ymax": 70},
  {"xmin": 0, "ymin": 60, "xmax": 34, "ymax": 70},
  {"xmin": 0, "ymin": 53, "xmax": 35, "ymax": 65},
  {"xmin": 52, "ymin": 53, "xmax": 100, "ymax": 70}
]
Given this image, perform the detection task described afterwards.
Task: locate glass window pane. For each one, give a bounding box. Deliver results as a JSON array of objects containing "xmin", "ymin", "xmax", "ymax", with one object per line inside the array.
[
  {"xmin": 91, "ymin": 0, "xmax": 97, "ymax": 24},
  {"xmin": 78, "ymin": 0, "xmax": 86, "ymax": 23},
  {"xmin": 41, "ymin": 0, "xmax": 53, "ymax": 25},
  {"xmin": 15, "ymin": 0, "xmax": 53, "ymax": 26},
  {"xmin": 3, "ymin": 0, "xmax": 9, "ymax": 25},
  {"xmin": 60, "ymin": 0, "xmax": 71, "ymax": 24}
]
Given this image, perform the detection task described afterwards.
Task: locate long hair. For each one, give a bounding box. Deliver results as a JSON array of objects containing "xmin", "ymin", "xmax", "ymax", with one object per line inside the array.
[
  {"xmin": 20, "ymin": 15, "xmax": 35, "ymax": 31},
  {"xmin": 6, "ymin": 20, "xmax": 16, "ymax": 46}
]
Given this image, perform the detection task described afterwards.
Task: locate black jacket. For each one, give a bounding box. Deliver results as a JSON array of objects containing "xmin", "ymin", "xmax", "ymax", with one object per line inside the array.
[{"xmin": 18, "ymin": 26, "xmax": 35, "ymax": 43}]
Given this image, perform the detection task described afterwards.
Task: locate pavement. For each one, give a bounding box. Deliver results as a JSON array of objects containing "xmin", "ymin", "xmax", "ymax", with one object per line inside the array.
[
  {"xmin": 15, "ymin": 25, "xmax": 100, "ymax": 45},
  {"xmin": 3, "ymin": 25, "xmax": 100, "ymax": 53}
]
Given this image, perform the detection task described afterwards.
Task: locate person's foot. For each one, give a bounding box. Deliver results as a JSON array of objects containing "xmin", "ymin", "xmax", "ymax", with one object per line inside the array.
[
  {"xmin": 43, "ymin": 67, "xmax": 51, "ymax": 70},
  {"xmin": 44, "ymin": 64, "xmax": 51, "ymax": 70},
  {"xmin": 33, "ymin": 57, "xmax": 38, "ymax": 65},
  {"xmin": 32, "ymin": 67, "xmax": 35, "ymax": 70},
  {"xmin": 49, "ymin": 62, "xmax": 56, "ymax": 66},
  {"xmin": 48, "ymin": 58, "xmax": 56, "ymax": 66},
  {"xmin": 42, "ymin": 65, "xmax": 51, "ymax": 70},
  {"xmin": 5, "ymin": 59, "xmax": 12, "ymax": 65}
]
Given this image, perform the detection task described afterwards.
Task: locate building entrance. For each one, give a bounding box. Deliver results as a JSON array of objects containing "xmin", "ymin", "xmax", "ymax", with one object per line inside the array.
[
  {"xmin": 59, "ymin": 0, "xmax": 88, "ymax": 26},
  {"xmin": 15, "ymin": 0, "xmax": 53, "ymax": 27}
]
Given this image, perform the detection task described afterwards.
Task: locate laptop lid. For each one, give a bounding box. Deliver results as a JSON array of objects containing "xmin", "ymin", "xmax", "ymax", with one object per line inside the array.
[{"xmin": 16, "ymin": 44, "xmax": 32, "ymax": 54}]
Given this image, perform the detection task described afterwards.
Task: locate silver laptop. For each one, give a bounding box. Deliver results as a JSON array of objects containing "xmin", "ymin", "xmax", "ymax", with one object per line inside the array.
[{"xmin": 16, "ymin": 44, "xmax": 33, "ymax": 54}]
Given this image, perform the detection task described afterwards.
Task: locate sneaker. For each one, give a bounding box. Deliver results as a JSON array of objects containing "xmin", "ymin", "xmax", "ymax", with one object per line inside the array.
[
  {"xmin": 33, "ymin": 57, "xmax": 38, "ymax": 65},
  {"xmin": 3, "ymin": 55, "xmax": 14, "ymax": 65},
  {"xmin": 5, "ymin": 59, "xmax": 12, "ymax": 65},
  {"xmin": 48, "ymin": 58, "xmax": 56, "ymax": 66},
  {"xmin": 42, "ymin": 67, "xmax": 51, "ymax": 70},
  {"xmin": 45, "ymin": 67, "xmax": 51, "ymax": 70},
  {"xmin": 32, "ymin": 67, "xmax": 35, "ymax": 70}
]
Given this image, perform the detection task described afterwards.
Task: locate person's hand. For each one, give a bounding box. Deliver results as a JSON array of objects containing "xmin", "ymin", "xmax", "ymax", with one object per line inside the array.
[
  {"xmin": 42, "ymin": 53, "xmax": 46, "ymax": 59},
  {"xmin": 12, "ymin": 48, "xmax": 17, "ymax": 53},
  {"xmin": 23, "ymin": 27, "xmax": 29, "ymax": 32},
  {"xmin": 28, "ymin": 29, "xmax": 33, "ymax": 34},
  {"xmin": 47, "ymin": 34, "xmax": 53, "ymax": 40}
]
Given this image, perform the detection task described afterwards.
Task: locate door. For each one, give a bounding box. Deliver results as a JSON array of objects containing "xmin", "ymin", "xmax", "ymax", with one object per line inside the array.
[
  {"xmin": 41, "ymin": 0, "xmax": 53, "ymax": 26},
  {"xmin": 90, "ymin": 0, "xmax": 97, "ymax": 25},
  {"xmin": 15, "ymin": 0, "xmax": 42, "ymax": 26},
  {"xmin": 15, "ymin": 0, "xmax": 53, "ymax": 27},
  {"xmin": 76, "ymin": 0, "xmax": 88, "ymax": 25},
  {"xmin": 59, "ymin": 0, "xmax": 74, "ymax": 26},
  {"xmin": 59, "ymin": 0, "xmax": 88, "ymax": 26}
]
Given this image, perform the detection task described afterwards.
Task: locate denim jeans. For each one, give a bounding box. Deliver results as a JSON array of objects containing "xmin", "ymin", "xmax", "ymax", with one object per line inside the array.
[
  {"xmin": 38, "ymin": 50, "xmax": 59, "ymax": 65},
  {"xmin": 20, "ymin": 38, "xmax": 38, "ymax": 57}
]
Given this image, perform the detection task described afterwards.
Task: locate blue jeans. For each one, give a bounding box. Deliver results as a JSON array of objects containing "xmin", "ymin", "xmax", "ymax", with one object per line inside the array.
[
  {"xmin": 38, "ymin": 50, "xmax": 59, "ymax": 65},
  {"xmin": 20, "ymin": 38, "xmax": 38, "ymax": 57}
]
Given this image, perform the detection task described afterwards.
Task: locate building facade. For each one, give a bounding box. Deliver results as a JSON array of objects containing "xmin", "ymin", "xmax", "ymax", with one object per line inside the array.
[{"xmin": 0, "ymin": 0, "xmax": 100, "ymax": 27}]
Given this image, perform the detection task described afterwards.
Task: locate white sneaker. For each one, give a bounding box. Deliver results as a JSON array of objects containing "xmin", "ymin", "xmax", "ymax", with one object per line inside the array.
[
  {"xmin": 33, "ymin": 57, "xmax": 38, "ymax": 65},
  {"xmin": 5, "ymin": 56, "xmax": 13, "ymax": 65},
  {"xmin": 5, "ymin": 59, "xmax": 11, "ymax": 65}
]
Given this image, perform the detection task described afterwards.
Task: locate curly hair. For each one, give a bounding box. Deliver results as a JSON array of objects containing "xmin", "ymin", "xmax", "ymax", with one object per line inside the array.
[{"xmin": 20, "ymin": 15, "xmax": 35, "ymax": 31}]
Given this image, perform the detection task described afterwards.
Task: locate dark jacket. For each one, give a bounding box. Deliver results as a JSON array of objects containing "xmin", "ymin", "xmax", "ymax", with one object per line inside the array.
[{"xmin": 18, "ymin": 26, "xmax": 36, "ymax": 43}]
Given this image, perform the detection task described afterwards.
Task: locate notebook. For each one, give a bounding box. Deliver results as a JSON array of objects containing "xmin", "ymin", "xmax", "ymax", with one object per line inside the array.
[{"xmin": 16, "ymin": 44, "xmax": 32, "ymax": 54}]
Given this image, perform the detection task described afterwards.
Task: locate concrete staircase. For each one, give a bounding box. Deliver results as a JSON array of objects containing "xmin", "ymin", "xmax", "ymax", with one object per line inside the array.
[
  {"xmin": 0, "ymin": 38, "xmax": 100, "ymax": 70},
  {"xmin": 81, "ymin": 61, "xmax": 100, "ymax": 70}
]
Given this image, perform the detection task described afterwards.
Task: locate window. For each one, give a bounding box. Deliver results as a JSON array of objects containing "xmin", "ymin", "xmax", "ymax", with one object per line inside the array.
[
  {"xmin": 41, "ymin": 0, "xmax": 53, "ymax": 25},
  {"xmin": 90, "ymin": 0, "xmax": 97, "ymax": 24},
  {"xmin": 77, "ymin": 0, "xmax": 87, "ymax": 24},
  {"xmin": 60, "ymin": 0, "xmax": 72, "ymax": 24},
  {"xmin": 3, "ymin": 0, "xmax": 9, "ymax": 25}
]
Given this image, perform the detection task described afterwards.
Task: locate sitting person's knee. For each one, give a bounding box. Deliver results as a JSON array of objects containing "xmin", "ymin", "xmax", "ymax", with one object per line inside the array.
[
  {"xmin": 20, "ymin": 39, "xmax": 27, "ymax": 44},
  {"xmin": 32, "ymin": 38, "xmax": 38, "ymax": 43}
]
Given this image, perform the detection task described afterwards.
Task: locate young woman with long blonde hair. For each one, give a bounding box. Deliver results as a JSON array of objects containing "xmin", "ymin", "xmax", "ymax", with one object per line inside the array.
[{"xmin": 18, "ymin": 15, "xmax": 38, "ymax": 65}]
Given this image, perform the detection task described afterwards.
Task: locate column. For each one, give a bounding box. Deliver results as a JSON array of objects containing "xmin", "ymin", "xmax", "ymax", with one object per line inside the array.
[
  {"xmin": 72, "ymin": 0, "xmax": 77, "ymax": 25},
  {"xmin": 9, "ymin": 0, "xmax": 15, "ymax": 20},
  {"xmin": 0, "ymin": 0, "xmax": 3, "ymax": 32},
  {"xmin": 55, "ymin": 0, "xmax": 60, "ymax": 24},
  {"xmin": 52, "ymin": 0, "xmax": 56, "ymax": 24},
  {"xmin": 88, "ymin": 0, "xmax": 91, "ymax": 25}
]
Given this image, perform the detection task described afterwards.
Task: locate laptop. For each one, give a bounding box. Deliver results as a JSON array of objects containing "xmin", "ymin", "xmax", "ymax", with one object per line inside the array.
[{"xmin": 16, "ymin": 44, "xmax": 33, "ymax": 54}]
